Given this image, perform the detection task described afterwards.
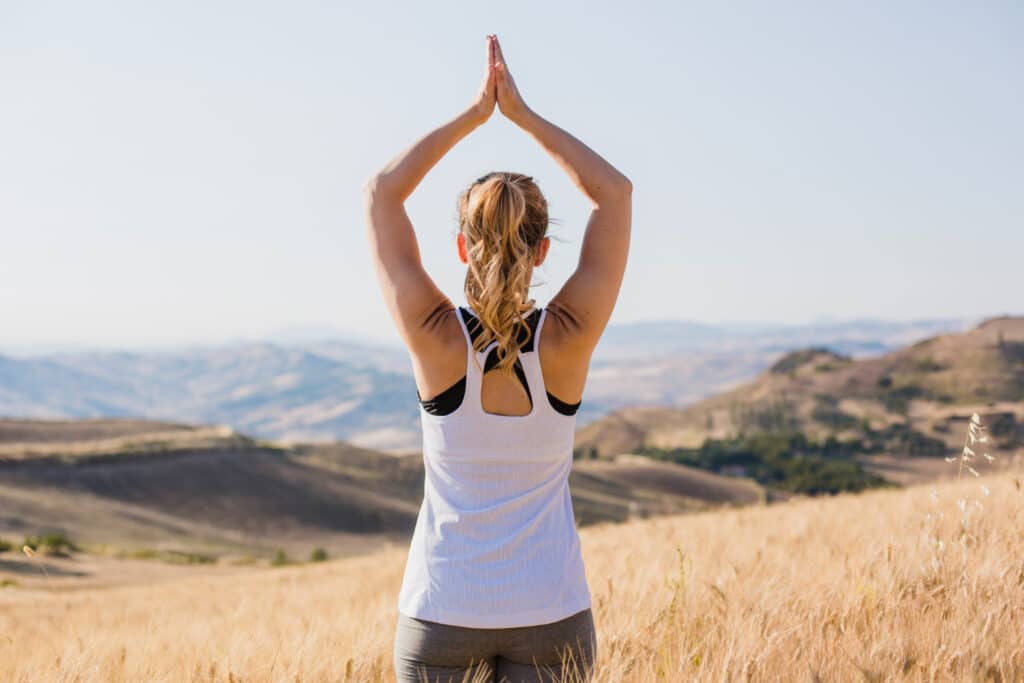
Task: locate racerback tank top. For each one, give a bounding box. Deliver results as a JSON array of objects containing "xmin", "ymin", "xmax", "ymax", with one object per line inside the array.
[{"xmin": 397, "ymin": 303, "xmax": 593, "ymax": 628}]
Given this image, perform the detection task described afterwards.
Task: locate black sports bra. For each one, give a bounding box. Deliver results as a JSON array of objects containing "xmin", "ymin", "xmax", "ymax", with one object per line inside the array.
[{"xmin": 416, "ymin": 306, "xmax": 582, "ymax": 417}]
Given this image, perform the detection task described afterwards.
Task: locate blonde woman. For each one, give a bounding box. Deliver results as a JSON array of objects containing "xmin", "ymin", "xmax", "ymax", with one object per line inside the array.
[{"xmin": 364, "ymin": 33, "xmax": 631, "ymax": 683}]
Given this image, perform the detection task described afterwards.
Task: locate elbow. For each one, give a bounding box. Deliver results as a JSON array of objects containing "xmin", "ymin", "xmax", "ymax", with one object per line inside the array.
[
  {"xmin": 362, "ymin": 172, "xmax": 398, "ymax": 206},
  {"xmin": 362, "ymin": 174, "xmax": 384, "ymax": 205},
  {"xmin": 594, "ymin": 175, "xmax": 631, "ymax": 205}
]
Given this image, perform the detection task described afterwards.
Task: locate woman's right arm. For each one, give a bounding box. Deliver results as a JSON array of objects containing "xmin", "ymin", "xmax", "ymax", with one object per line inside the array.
[
  {"xmin": 493, "ymin": 37, "xmax": 632, "ymax": 354},
  {"xmin": 520, "ymin": 108, "xmax": 632, "ymax": 354},
  {"xmin": 514, "ymin": 107, "xmax": 632, "ymax": 209}
]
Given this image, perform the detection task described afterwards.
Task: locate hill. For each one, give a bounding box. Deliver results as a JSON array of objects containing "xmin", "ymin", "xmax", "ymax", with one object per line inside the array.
[
  {"xmin": 575, "ymin": 317, "xmax": 1024, "ymax": 470},
  {"xmin": 0, "ymin": 418, "xmax": 765, "ymax": 566},
  {"xmin": 0, "ymin": 420, "xmax": 422, "ymax": 562},
  {"xmin": 2, "ymin": 461, "xmax": 1020, "ymax": 681}
]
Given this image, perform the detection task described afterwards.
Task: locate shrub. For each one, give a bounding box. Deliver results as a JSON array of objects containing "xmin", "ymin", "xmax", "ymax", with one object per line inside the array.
[
  {"xmin": 23, "ymin": 532, "xmax": 77, "ymax": 556},
  {"xmin": 913, "ymin": 356, "xmax": 944, "ymax": 372},
  {"xmin": 989, "ymin": 412, "xmax": 1016, "ymax": 437},
  {"xmin": 811, "ymin": 404, "xmax": 860, "ymax": 432},
  {"xmin": 162, "ymin": 550, "xmax": 216, "ymax": 565},
  {"xmin": 882, "ymin": 384, "xmax": 925, "ymax": 414},
  {"xmin": 988, "ymin": 412, "xmax": 1019, "ymax": 447},
  {"xmin": 770, "ymin": 348, "xmax": 845, "ymax": 375},
  {"xmin": 996, "ymin": 339, "xmax": 1024, "ymax": 364},
  {"xmin": 310, "ymin": 547, "xmax": 328, "ymax": 562},
  {"xmin": 875, "ymin": 423, "xmax": 948, "ymax": 456},
  {"xmin": 272, "ymin": 549, "xmax": 289, "ymax": 566},
  {"xmin": 639, "ymin": 431, "xmax": 888, "ymax": 495}
]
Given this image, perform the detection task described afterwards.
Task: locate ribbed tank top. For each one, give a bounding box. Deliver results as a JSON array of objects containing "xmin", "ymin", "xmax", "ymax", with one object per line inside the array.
[{"xmin": 397, "ymin": 303, "xmax": 592, "ymax": 628}]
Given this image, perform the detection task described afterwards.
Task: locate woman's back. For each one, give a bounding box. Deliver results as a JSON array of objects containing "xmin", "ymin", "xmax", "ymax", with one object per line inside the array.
[{"xmin": 397, "ymin": 303, "xmax": 592, "ymax": 628}]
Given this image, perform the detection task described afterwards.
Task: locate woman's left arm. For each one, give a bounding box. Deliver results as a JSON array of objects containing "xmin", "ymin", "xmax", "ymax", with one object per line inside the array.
[{"xmin": 363, "ymin": 36, "xmax": 497, "ymax": 349}]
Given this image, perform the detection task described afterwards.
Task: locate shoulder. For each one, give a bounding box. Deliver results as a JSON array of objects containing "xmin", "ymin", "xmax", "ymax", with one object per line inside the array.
[
  {"xmin": 541, "ymin": 302, "xmax": 595, "ymax": 358},
  {"xmin": 407, "ymin": 302, "xmax": 465, "ymax": 357}
]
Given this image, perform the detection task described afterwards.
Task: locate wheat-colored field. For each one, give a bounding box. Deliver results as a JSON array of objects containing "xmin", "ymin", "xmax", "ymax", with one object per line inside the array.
[{"xmin": 2, "ymin": 462, "xmax": 1022, "ymax": 682}]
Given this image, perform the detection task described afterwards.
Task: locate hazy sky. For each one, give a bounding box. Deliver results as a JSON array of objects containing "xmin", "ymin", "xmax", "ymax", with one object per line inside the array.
[{"xmin": 2, "ymin": 1, "xmax": 1021, "ymax": 350}]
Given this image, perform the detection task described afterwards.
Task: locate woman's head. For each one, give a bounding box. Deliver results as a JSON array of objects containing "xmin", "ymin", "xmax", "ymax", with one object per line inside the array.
[{"xmin": 457, "ymin": 171, "xmax": 550, "ymax": 375}]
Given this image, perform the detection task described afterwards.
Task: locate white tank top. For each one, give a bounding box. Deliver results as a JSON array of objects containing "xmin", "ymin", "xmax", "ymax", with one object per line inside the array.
[{"xmin": 397, "ymin": 303, "xmax": 592, "ymax": 628}]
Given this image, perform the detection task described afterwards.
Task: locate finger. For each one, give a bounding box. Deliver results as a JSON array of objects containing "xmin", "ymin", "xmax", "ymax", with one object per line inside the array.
[
  {"xmin": 495, "ymin": 61, "xmax": 510, "ymax": 87},
  {"xmin": 485, "ymin": 60, "xmax": 496, "ymax": 92},
  {"xmin": 488, "ymin": 35, "xmax": 496, "ymax": 71},
  {"xmin": 493, "ymin": 35, "xmax": 506, "ymax": 66},
  {"xmin": 493, "ymin": 61, "xmax": 506, "ymax": 91}
]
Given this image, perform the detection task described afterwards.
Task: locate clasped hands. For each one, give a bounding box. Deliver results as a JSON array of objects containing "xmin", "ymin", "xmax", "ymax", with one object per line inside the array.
[{"xmin": 469, "ymin": 34, "xmax": 530, "ymax": 127}]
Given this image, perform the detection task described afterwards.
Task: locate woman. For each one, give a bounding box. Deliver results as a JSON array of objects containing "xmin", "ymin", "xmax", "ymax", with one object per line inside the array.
[{"xmin": 364, "ymin": 34, "xmax": 631, "ymax": 683}]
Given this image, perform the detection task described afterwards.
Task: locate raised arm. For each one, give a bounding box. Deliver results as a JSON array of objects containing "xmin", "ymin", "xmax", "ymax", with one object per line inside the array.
[
  {"xmin": 492, "ymin": 36, "xmax": 632, "ymax": 355},
  {"xmin": 363, "ymin": 36, "xmax": 499, "ymax": 350}
]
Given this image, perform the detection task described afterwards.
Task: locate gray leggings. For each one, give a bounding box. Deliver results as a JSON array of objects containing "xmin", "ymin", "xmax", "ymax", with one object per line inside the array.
[{"xmin": 393, "ymin": 608, "xmax": 597, "ymax": 683}]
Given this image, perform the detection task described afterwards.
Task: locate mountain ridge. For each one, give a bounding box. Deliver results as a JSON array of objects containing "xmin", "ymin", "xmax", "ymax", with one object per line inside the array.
[{"xmin": 0, "ymin": 316, "xmax": 975, "ymax": 451}]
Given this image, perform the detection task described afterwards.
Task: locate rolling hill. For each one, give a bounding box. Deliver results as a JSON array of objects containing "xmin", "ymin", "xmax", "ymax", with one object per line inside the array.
[
  {"xmin": 0, "ymin": 418, "xmax": 764, "ymax": 564},
  {"xmin": 575, "ymin": 316, "xmax": 1024, "ymax": 474}
]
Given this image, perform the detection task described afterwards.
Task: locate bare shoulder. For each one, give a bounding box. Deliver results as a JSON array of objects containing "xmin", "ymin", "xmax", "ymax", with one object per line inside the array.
[
  {"xmin": 408, "ymin": 300, "xmax": 464, "ymax": 354},
  {"xmin": 539, "ymin": 303, "xmax": 595, "ymax": 404},
  {"xmin": 541, "ymin": 300, "xmax": 598, "ymax": 360},
  {"xmin": 406, "ymin": 302, "xmax": 468, "ymax": 400}
]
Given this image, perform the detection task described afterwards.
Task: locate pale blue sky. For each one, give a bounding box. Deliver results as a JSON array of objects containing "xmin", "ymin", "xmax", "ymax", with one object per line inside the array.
[{"xmin": 2, "ymin": 1, "xmax": 1021, "ymax": 350}]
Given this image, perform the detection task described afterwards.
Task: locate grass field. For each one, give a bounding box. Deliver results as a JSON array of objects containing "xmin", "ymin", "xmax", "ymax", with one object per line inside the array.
[{"xmin": 2, "ymin": 455, "xmax": 1021, "ymax": 682}]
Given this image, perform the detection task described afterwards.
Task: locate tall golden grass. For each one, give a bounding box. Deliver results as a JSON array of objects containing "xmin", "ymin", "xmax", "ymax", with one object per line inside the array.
[{"xmin": 1, "ymin": 454, "xmax": 1022, "ymax": 681}]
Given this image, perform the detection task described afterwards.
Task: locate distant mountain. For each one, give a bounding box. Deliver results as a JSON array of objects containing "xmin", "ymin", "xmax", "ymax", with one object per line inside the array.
[
  {"xmin": 0, "ymin": 355, "xmax": 136, "ymax": 416},
  {"xmin": 0, "ymin": 316, "xmax": 974, "ymax": 452},
  {"xmin": 0, "ymin": 345, "xmax": 424, "ymax": 451},
  {"xmin": 590, "ymin": 316, "xmax": 970, "ymax": 359}
]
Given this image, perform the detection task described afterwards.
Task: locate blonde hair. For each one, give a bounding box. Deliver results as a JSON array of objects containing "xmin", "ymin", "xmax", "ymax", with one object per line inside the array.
[{"xmin": 458, "ymin": 171, "xmax": 549, "ymax": 376}]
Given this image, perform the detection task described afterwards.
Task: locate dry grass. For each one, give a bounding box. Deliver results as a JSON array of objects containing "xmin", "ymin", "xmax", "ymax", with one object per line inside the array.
[{"xmin": 1, "ymin": 448, "xmax": 1021, "ymax": 682}]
